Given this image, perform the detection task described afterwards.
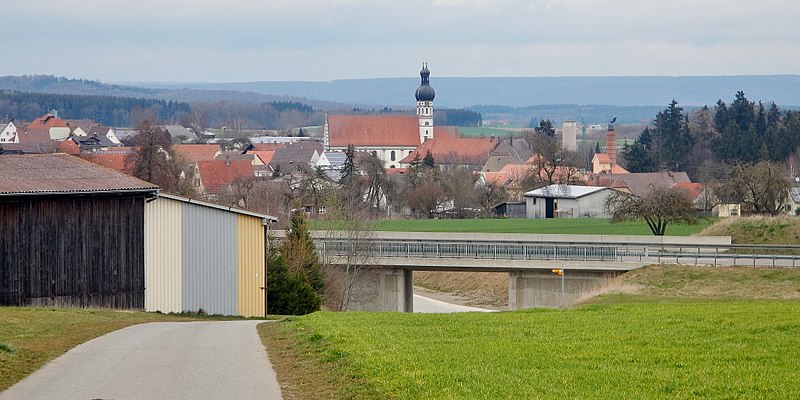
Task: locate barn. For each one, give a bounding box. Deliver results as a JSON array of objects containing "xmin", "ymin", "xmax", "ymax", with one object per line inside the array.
[
  {"xmin": 0, "ymin": 154, "xmax": 158, "ymax": 308},
  {"xmin": 524, "ymin": 184, "xmax": 616, "ymax": 219}
]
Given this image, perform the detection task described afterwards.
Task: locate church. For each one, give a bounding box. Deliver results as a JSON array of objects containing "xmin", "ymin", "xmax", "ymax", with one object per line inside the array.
[{"xmin": 323, "ymin": 64, "xmax": 496, "ymax": 170}]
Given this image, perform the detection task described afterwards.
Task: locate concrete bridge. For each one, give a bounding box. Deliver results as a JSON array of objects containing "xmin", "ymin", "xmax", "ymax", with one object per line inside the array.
[{"xmin": 277, "ymin": 231, "xmax": 800, "ymax": 311}]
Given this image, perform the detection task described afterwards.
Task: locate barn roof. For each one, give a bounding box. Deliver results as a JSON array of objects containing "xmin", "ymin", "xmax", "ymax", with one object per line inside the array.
[{"xmin": 0, "ymin": 154, "xmax": 158, "ymax": 196}]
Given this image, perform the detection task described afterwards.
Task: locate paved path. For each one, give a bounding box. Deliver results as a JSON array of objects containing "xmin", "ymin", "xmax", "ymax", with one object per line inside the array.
[
  {"xmin": 413, "ymin": 294, "xmax": 495, "ymax": 313},
  {"xmin": 1, "ymin": 320, "xmax": 282, "ymax": 400}
]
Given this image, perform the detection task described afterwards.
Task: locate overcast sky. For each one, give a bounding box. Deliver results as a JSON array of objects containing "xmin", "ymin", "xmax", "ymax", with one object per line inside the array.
[{"xmin": 4, "ymin": 0, "xmax": 799, "ymax": 83}]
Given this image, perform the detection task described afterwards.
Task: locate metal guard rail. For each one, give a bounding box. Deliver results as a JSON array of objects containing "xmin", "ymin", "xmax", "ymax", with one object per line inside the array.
[{"xmin": 314, "ymin": 238, "xmax": 800, "ymax": 268}]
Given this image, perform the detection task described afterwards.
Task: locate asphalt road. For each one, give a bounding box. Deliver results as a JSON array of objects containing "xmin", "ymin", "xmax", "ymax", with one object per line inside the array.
[
  {"xmin": 413, "ymin": 294, "xmax": 495, "ymax": 313},
  {"xmin": 0, "ymin": 320, "xmax": 282, "ymax": 400}
]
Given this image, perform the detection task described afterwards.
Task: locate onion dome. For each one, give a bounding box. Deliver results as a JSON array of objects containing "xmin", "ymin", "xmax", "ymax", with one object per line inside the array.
[{"xmin": 415, "ymin": 63, "xmax": 436, "ymax": 102}]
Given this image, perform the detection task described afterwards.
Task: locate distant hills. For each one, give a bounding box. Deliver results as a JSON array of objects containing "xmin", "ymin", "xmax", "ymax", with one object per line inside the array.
[
  {"xmin": 132, "ymin": 75, "xmax": 800, "ymax": 109},
  {"xmin": 2, "ymin": 74, "xmax": 799, "ymax": 126}
]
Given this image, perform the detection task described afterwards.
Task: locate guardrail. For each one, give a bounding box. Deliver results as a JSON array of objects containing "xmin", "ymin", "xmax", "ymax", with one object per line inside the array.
[{"xmin": 312, "ymin": 238, "xmax": 800, "ymax": 268}]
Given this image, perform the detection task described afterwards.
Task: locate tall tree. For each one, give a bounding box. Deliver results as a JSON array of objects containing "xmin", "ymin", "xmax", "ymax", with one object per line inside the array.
[
  {"xmin": 281, "ymin": 211, "xmax": 325, "ymax": 296},
  {"xmin": 125, "ymin": 120, "xmax": 177, "ymax": 190}
]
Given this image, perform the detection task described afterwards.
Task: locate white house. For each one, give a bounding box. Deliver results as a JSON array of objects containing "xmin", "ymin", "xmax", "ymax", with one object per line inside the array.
[
  {"xmin": 0, "ymin": 122, "xmax": 19, "ymax": 143},
  {"xmin": 524, "ymin": 184, "xmax": 617, "ymax": 218}
]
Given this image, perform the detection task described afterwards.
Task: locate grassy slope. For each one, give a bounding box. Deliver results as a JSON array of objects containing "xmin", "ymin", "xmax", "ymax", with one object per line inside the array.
[
  {"xmin": 0, "ymin": 308, "xmax": 222, "ymax": 391},
  {"xmin": 263, "ymin": 265, "xmax": 800, "ymax": 399},
  {"xmin": 699, "ymin": 215, "xmax": 800, "ymax": 245},
  {"xmin": 267, "ymin": 301, "xmax": 800, "ymax": 399}
]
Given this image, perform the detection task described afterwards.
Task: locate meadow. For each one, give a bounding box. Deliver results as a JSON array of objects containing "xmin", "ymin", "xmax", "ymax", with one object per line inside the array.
[
  {"xmin": 264, "ymin": 299, "xmax": 800, "ymax": 399},
  {"xmin": 369, "ymin": 217, "xmax": 714, "ymax": 236}
]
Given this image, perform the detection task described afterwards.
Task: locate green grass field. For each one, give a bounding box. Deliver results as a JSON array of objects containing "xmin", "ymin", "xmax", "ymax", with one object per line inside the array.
[
  {"xmin": 366, "ymin": 218, "xmax": 714, "ymax": 236},
  {"xmin": 268, "ymin": 300, "xmax": 800, "ymax": 399},
  {"xmin": 455, "ymin": 126, "xmax": 519, "ymax": 137}
]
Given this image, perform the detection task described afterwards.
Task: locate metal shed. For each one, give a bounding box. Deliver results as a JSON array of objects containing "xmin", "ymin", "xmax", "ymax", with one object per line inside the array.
[
  {"xmin": 144, "ymin": 194, "xmax": 276, "ymax": 317},
  {"xmin": 524, "ymin": 185, "xmax": 616, "ymax": 219}
]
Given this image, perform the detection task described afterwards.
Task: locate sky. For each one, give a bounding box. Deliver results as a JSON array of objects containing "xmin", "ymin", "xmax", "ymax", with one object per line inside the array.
[{"xmin": 3, "ymin": 0, "xmax": 800, "ymax": 83}]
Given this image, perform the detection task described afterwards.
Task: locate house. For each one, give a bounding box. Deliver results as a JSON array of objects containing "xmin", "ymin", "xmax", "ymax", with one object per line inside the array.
[
  {"xmin": 216, "ymin": 152, "xmax": 263, "ymax": 166},
  {"xmin": 173, "ymin": 143, "xmax": 222, "ymax": 165},
  {"xmin": 64, "ymin": 119, "xmax": 100, "ymax": 137},
  {"xmin": 196, "ymin": 159, "xmax": 255, "ymax": 196},
  {"xmin": 587, "ymin": 171, "xmax": 691, "ymax": 197},
  {"xmin": 0, "ymin": 154, "xmax": 159, "ymax": 308},
  {"xmin": 591, "ymin": 126, "xmax": 629, "ymax": 174},
  {"xmin": 524, "ymin": 184, "xmax": 617, "ymax": 218},
  {"xmin": 81, "ymin": 147, "xmax": 135, "ymax": 174},
  {"xmin": 71, "ymin": 133, "xmax": 119, "ymax": 152},
  {"xmin": 482, "ymin": 136, "xmax": 532, "ymax": 172},
  {"xmin": 784, "ymin": 187, "xmax": 800, "ymax": 215},
  {"xmin": 164, "ymin": 125, "xmax": 198, "ymax": 143},
  {"xmin": 268, "ymin": 141, "xmax": 323, "ymax": 176},
  {"xmin": 87, "ymin": 126, "xmax": 121, "ymax": 144},
  {"xmin": 26, "ymin": 113, "xmax": 71, "ymax": 141},
  {"xmin": 494, "ymin": 201, "xmax": 527, "ymax": 219},
  {"xmin": 144, "ymin": 193, "xmax": 277, "ymax": 317},
  {"xmin": 0, "ymin": 122, "xmax": 19, "ymax": 143}
]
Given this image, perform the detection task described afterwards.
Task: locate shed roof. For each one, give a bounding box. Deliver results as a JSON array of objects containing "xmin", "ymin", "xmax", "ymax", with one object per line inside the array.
[
  {"xmin": 0, "ymin": 154, "xmax": 158, "ymax": 196},
  {"xmin": 156, "ymin": 193, "xmax": 277, "ymax": 222},
  {"xmin": 524, "ymin": 184, "xmax": 610, "ymax": 199}
]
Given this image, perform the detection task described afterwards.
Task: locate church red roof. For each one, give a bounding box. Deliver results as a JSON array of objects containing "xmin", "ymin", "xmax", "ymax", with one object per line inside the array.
[
  {"xmin": 400, "ymin": 129, "xmax": 496, "ymax": 165},
  {"xmin": 327, "ymin": 115, "xmax": 421, "ymax": 147}
]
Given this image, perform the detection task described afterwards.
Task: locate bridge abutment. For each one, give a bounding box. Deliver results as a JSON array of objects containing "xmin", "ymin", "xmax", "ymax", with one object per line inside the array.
[
  {"xmin": 508, "ymin": 270, "xmax": 621, "ymax": 309},
  {"xmin": 342, "ymin": 268, "xmax": 413, "ymax": 312}
]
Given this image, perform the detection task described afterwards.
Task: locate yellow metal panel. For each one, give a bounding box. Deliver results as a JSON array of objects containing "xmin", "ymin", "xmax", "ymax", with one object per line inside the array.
[
  {"xmin": 144, "ymin": 196, "xmax": 183, "ymax": 313},
  {"xmin": 237, "ymin": 215, "xmax": 265, "ymax": 317}
]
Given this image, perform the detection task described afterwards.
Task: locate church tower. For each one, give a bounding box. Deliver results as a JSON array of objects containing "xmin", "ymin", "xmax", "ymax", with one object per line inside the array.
[{"xmin": 415, "ymin": 63, "xmax": 435, "ymax": 143}]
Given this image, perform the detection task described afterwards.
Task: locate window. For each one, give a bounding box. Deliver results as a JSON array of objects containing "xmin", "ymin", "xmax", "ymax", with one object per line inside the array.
[
  {"xmin": 424, "ymin": 121, "xmax": 430, "ymax": 126},
  {"xmin": 390, "ymin": 151, "xmax": 396, "ymax": 161},
  {"xmin": 318, "ymin": 206, "xmax": 327, "ymax": 214}
]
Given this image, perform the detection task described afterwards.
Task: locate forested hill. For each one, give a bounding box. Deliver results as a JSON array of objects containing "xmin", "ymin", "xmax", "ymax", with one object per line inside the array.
[
  {"xmin": 0, "ymin": 75, "xmax": 344, "ymax": 110},
  {"xmin": 135, "ymin": 75, "xmax": 800, "ymax": 109}
]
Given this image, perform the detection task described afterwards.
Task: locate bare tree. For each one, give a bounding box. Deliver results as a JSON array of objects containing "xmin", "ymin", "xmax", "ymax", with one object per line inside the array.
[
  {"xmin": 317, "ymin": 189, "xmax": 377, "ymax": 311},
  {"xmin": 605, "ymin": 185, "xmax": 697, "ymax": 236}
]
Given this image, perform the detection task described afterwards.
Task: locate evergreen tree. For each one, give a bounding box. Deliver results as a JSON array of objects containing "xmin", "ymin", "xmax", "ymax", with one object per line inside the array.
[
  {"xmin": 422, "ymin": 149, "xmax": 435, "ymax": 168},
  {"xmin": 621, "ymin": 142, "xmax": 657, "ymax": 172},
  {"xmin": 281, "ymin": 211, "xmax": 325, "ymax": 296},
  {"xmin": 339, "ymin": 144, "xmax": 357, "ymax": 185},
  {"xmin": 266, "ymin": 245, "xmax": 321, "ymax": 315}
]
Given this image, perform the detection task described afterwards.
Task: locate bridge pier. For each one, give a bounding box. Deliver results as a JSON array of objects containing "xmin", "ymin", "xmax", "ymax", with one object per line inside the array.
[
  {"xmin": 342, "ymin": 268, "xmax": 413, "ymax": 312},
  {"xmin": 508, "ymin": 270, "xmax": 620, "ymax": 309}
]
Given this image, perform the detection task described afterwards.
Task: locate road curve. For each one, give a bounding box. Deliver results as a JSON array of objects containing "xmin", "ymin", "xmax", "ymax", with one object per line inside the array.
[
  {"xmin": 0, "ymin": 320, "xmax": 282, "ymax": 400},
  {"xmin": 413, "ymin": 294, "xmax": 496, "ymax": 313}
]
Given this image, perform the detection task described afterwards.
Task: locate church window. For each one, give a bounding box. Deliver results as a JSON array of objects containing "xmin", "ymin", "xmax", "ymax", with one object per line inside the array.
[{"xmin": 391, "ymin": 151, "xmax": 396, "ymax": 161}]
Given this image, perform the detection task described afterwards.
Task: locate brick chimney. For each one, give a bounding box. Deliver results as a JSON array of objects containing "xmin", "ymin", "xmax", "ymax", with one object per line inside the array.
[{"xmin": 606, "ymin": 127, "xmax": 616, "ymax": 165}]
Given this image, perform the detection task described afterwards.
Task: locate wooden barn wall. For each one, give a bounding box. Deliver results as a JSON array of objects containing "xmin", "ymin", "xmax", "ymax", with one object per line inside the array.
[{"xmin": 0, "ymin": 195, "xmax": 146, "ymax": 309}]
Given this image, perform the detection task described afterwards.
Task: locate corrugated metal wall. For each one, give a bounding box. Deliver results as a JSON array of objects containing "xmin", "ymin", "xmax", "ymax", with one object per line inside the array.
[
  {"xmin": 236, "ymin": 214, "xmax": 265, "ymax": 317},
  {"xmin": 182, "ymin": 204, "xmax": 238, "ymax": 315},
  {"xmin": 144, "ymin": 197, "xmax": 183, "ymax": 313}
]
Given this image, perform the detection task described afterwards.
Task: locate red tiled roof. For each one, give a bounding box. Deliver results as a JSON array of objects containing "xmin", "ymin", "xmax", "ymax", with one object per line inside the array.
[
  {"xmin": 594, "ymin": 153, "xmax": 612, "ymax": 164},
  {"xmin": 247, "ymin": 150, "xmax": 275, "ymax": 165},
  {"xmin": 673, "ymin": 182, "xmax": 704, "ymax": 201},
  {"xmin": 57, "ymin": 139, "xmax": 81, "ymax": 155},
  {"xmin": 400, "ymin": 129, "xmax": 495, "ymax": 165},
  {"xmin": 327, "ymin": 115, "xmax": 421, "ymax": 147},
  {"xmin": 482, "ymin": 164, "xmax": 533, "ymax": 187},
  {"xmin": 196, "ymin": 160, "xmax": 254, "ymax": 194},
  {"xmin": 0, "ymin": 154, "xmax": 158, "ymax": 195},
  {"xmin": 29, "ymin": 113, "xmax": 68, "ymax": 129},
  {"xmin": 173, "ymin": 144, "xmax": 221, "ymax": 164},
  {"xmin": 81, "ymin": 153, "xmax": 131, "ymax": 175},
  {"xmin": 385, "ymin": 167, "xmax": 408, "ymax": 175}
]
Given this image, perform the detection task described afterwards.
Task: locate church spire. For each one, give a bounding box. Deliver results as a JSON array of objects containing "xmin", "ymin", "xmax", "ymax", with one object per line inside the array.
[{"xmin": 416, "ymin": 63, "xmax": 435, "ymax": 143}]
